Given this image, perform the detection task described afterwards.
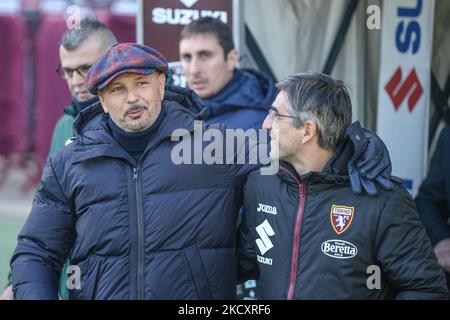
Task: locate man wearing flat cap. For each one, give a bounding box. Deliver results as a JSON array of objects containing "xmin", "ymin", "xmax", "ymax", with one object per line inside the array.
[
  {"xmin": 11, "ymin": 43, "xmax": 392, "ymax": 300},
  {"xmin": 10, "ymin": 42, "xmax": 261, "ymax": 300}
]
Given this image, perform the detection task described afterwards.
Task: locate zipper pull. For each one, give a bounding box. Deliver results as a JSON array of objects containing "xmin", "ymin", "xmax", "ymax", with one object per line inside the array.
[{"xmin": 133, "ymin": 167, "xmax": 138, "ymax": 181}]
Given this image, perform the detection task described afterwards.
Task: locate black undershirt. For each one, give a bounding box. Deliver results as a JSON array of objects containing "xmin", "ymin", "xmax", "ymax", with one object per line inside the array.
[{"xmin": 108, "ymin": 107, "xmax": 165, "ymax": 162}]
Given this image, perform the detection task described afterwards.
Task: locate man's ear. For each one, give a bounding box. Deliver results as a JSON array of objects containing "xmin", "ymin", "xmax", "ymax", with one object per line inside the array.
[
  {"xmin": 159, "ymin": 73, "xmax": 166, "ymax": 100},
  {"xmin": 97, "ymin": 90, "xmax": 109, "ymax": 113},
  {"xmin": 301, "ymin": 120, "xmax": 317, "ymax": 144},
  {"xmin": 226, "ymin": 49, "xmax": 238, "ymax": 71}
]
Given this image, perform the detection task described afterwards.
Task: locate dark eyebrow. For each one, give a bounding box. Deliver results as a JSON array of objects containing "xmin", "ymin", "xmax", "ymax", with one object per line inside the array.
[
  {"xmin": 198, "ymin": 50, "xmax": 212, "ymax": 55},
  {"xmin": 270, "ymin": 106, "xmax": 280, "ymax": 113},
  {"xmin": 111, "ymin": 75, "xmax": 148, "ymax": 86},
  {"xmin": 109, "ymin": 81, "xmax": 123, "ymax": 87}
]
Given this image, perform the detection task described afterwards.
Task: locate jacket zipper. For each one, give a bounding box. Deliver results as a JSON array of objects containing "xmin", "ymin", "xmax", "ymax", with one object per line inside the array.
[
  {"xmin": 133, "ymin": 167, "xmax": 145, "ymax": 300},
  {"xmin": 280, "ymin": 167, "xmax": 307, "ymax": 300}
]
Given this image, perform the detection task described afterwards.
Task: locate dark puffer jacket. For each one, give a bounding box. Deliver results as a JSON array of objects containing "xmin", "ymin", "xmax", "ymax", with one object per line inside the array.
[
  {"xmin": 11, "ymin": 88, "xmax": 257, "ymax": 300},
  {"xmin": 238, "ymin": 142, "xmax": 449, "ymax": 300}
]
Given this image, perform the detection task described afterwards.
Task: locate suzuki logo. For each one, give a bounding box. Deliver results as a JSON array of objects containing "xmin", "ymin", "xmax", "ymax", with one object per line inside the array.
[
  {"xmin": 255, "ymin": 219, "xmax": 275, "ymax": 255},
  {"xmin": 385, "ymin": 67, "xmax": 423, "ymax": 112},
  {"xmin": 179, "ymin": 0, "xmax": 198, "ymax": 8}
]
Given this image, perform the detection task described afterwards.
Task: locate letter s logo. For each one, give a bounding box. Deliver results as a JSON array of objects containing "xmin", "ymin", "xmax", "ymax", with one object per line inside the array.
[
  {"xmin": 396, "ymin": 21, "xmax": 421, "ymax": 54},
  {"xmin": 255, "ymin": 219, "xmax": 275, "ymax": 255}
]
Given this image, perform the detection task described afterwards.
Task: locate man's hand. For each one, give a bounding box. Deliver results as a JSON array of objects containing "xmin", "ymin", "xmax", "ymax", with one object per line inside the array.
[
  {"xmin": 0, "ymin": 285, "xmax": 14, "ymax": 300},
  {"xmin": 434, "ymin": 238, "xmax": 450, "ymax": 273},
  {"xmin": 346, "ymin": 122, "xmax": 393, "ymax": 196}
]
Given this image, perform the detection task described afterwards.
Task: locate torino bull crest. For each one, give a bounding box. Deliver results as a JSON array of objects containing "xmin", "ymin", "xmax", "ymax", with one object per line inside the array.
[{"xmin": 330, "ymin": 205, "xmax": 354, "ymax": 235}]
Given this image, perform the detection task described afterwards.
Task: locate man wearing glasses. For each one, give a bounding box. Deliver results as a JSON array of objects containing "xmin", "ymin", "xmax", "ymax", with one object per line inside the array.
[
  {"xmin": 237, "ymin": 72, "xmax": 449, "ymax": 299},
  {"xmin": 51, "ymin": 18, "xmax": 117, "ymax": 155}
]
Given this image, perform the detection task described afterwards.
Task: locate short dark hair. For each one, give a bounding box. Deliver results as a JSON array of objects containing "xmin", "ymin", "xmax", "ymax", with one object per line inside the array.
[
  {"xmin": 277, "ymin": 72, "xmax": 352, "ymax": 151},
  {"xmin": 180, "ymin": 17, "xmax": 234, "ymax": 58},
  {"xmin": 60, "ymin": 18, "xmax": 117, "ymax": 51}
]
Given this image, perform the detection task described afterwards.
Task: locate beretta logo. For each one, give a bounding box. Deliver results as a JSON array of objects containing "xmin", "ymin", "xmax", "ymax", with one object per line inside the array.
[{"xmin": 321, "ymin": 239, "xmax": 357, "ymax": 259}]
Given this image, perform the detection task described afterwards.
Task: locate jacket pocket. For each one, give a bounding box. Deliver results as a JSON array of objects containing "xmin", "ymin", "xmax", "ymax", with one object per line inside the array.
[{"xmin": 183, "ymin": 246, "xmax": 213, "ymax": 300}]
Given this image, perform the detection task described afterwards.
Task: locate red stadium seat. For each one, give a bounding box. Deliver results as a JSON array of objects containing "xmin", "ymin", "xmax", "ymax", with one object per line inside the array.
[
  {"xmin": 0, "ymin": 14, "xmax": 27, "ymax": 157},
  {"xmin": 33, "ymin": 14, "xmax": 71, "ymax": 165}
]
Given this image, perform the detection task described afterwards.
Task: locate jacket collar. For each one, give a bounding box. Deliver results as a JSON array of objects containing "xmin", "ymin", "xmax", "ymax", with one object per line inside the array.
[
  {"xmin": 72, "ymin": 96, "xmax": 99, "ymax": 114},
  {"xmin": 182, "ymin": 69, "xmax": 276, "ymax": 121},
  {"xmin": 63, "ymin": 104, "xmax": 78, "ymax": 117},
  {"xmin": 203, "ymin": 69, "xmax": 275, "ymax": 111},
  {"xmin": 277, "ymin": 139, "xmax": 353, "ymax": 190}
]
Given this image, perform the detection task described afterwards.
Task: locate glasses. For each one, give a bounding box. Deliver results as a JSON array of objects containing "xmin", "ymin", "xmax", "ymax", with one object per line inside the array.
[
  {"xmin": 56, "ymin": 64, "xmax": 92, "ymax": 79},
  {"xmin": 267, "ymin": 107, "xmax": 299, "ymax": 122}
]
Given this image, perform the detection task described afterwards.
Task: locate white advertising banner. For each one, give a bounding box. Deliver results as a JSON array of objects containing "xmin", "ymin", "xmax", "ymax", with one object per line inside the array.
[{"xmin": 376, "ymin": 0, "xmax": 435, "ymax": 196}]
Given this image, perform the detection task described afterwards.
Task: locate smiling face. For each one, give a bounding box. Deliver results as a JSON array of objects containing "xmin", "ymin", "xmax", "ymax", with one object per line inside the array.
[
  {"xmin": 179, "ymin": 33, "xmax": 238, "ymax": 99},
  {"xmin": 59, "ymin": 34, "xmax": 108, "ymax": 102},
  {"xmin": 98, "ymin": 72, "xmax": 166, "ymax": 133}
]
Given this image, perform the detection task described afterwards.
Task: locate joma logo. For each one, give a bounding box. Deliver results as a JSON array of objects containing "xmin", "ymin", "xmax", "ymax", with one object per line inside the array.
[{"xmin": 257, "ymin": 203, "xmax": 277, "ymax": 215}]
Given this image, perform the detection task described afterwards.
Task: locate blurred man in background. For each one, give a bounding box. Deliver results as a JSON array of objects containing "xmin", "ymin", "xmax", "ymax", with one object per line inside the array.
[
  {"xmin": 179, "ymin": 17, "xmax": 275, "ymax": 131},
  {"xmin": 50, "ymin": 18, "xmax": 117, "ymax": 154},
  {"xmin": 178, "ymin": 17, "xmax": 276, "ymax": 298},
  {"xmin": 178, "ymin": 17, "xmax": 394, "ymax": 298},
  {"xmin": 178, "ymin": 17, "xmax": 398, "ymax": 299}
]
